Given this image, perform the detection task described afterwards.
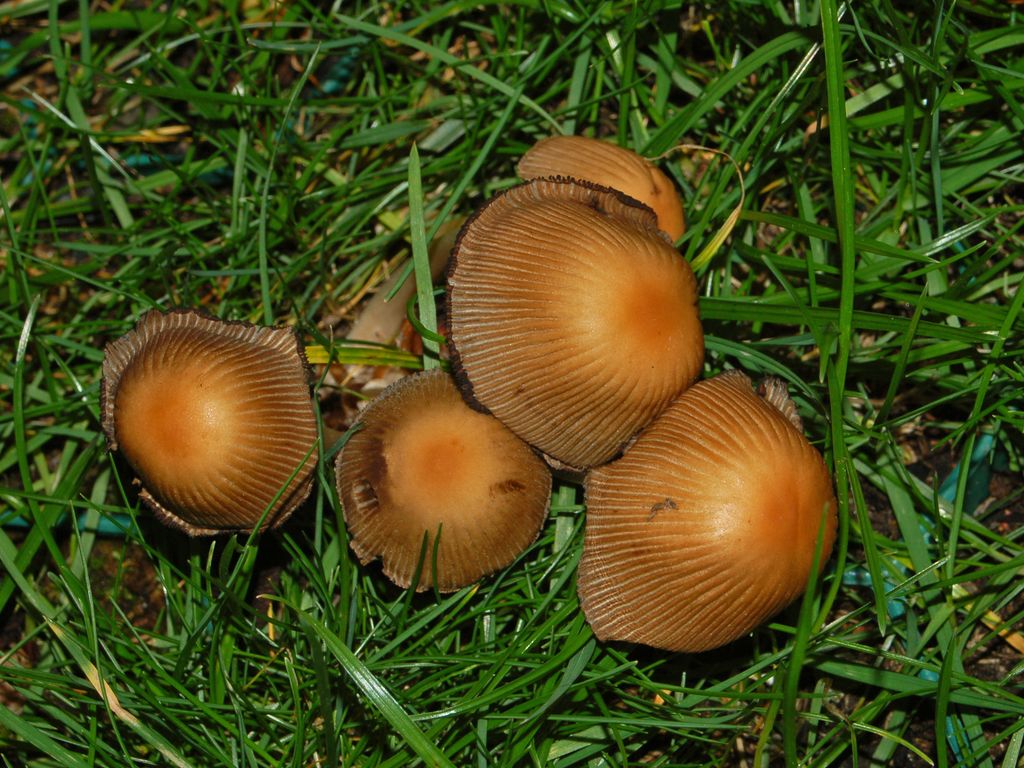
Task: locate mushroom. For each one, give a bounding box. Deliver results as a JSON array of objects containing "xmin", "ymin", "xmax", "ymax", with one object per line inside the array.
[
  {"xmin": 446, "ymin": 177, "xmax": 704, "ymax": 470},
  {"xmin": 577, "ymin": 370, "xmax": 838, "ymax": 652},
  {"xmin": 101, "ymin": 309, "xmax": 319, "ymax": 535},
  {"xmin": 336, "ymin": 368, "xmax": 552, "ymax": 592},
  {"xmin": 518, "ymin": 135, "xmax": 686, "ymax": 241}
]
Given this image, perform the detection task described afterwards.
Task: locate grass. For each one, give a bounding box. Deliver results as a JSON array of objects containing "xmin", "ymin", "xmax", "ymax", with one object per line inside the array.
[{"xmin": 1, "ymin": 0, "xmax": 1023, "ymax": 765}]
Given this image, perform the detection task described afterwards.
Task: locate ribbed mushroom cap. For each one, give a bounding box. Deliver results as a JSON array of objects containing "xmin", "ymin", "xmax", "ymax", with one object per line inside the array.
[
  {"xmin": 447, "ymin": 178, "xmax": 704, "ymax": 470},
  {"xmin": 578, "ymin": 371, "xmax": 837, "ymax": 652},
  {"xmin": 337, "ymin": 368, "xmax": 552, "ymax": 592},
  {"xmin": 101, "ymin": 309, "xmax": 319, "ymax": 535},
  {"xmin": 518, "ymin": 135, "xmax": 686, "ymax": 241}
]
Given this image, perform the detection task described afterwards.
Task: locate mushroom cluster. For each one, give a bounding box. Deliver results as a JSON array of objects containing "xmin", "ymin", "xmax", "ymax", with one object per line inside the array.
[
  {"xmin": 333, "ymin": 137, "xmax": 707, "ymax": 591},
  {"xmin": 101, "ymin": 134, "xmax": 836, "ymax": 654},
  {"xmin": 442, "ymin": 135, "xmax": 837, "ymax": 651}
]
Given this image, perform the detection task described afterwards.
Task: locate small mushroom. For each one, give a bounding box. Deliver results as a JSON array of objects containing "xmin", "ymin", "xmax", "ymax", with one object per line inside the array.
[
  {"xmin": 578, "ymin": 370, "xmax": 837, "ymax": 652},
  {"xmin": 101, "ymin": 309, "xmax": 319, "ymax": 535},
  {"xmin": 447, "ymin": 177, "xmax": 704, "ymax": 470},
  {"xmin": 518, "ymin": 135, "xmax": 686, "ymax": 241},
  {"xmin": 336, "ymin": 368, "xmax": 552, "ymax": 591}
]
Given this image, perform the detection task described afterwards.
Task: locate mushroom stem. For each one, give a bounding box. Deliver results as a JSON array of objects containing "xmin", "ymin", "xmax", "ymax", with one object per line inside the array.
[{"xmin": 345, "ymin": 218, "xmax": 461, "ymax": 345}]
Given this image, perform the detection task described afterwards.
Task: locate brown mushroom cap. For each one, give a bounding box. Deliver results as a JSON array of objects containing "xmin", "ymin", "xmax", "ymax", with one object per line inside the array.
[
  {"xmin": 101, "ymin": 309, "xmax": 319, "ymax": 535},
  {"xmin": 578, "ymin": 370, "xmax": 838, "ymax": 652},
  {"xmin": 447, "ymin": 178, "xmax": 704, "ymax": 470},
  {"xmin": 336, "ymin": 368, "xmax": 552, "ymax": 591},
  {"xmin": 518, "ymin": 135, "xmax": 686, "ymax": 241}
]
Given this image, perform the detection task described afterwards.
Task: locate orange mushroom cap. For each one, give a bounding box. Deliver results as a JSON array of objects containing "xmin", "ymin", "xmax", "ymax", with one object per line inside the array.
[
  {"xmin": 101, "ymin": 309, "xmax": 319, "ymax": 535},
  {"xmin": 336, "ymin": 369, "xmax": 552, "ymax": 592},
  {"xmin": 518, "ymin": 135, "xmax": 686, "ymax": 241},
  {"xmin": 578, "ymin": 370, "xmax": 838, "ymax": 652},
  {"xmin": 447, "ymin": 178, "xmax": 704, "ymax": 470}
]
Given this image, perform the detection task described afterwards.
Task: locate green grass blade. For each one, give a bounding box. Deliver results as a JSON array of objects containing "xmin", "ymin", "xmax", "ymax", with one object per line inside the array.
[
  {"xmin": 408, "ymin": 143, "xmax": 440, "ymax": 369},
  {"xmin": 296, "ymin": 608, "xmax": 456, "ymax": 768}
]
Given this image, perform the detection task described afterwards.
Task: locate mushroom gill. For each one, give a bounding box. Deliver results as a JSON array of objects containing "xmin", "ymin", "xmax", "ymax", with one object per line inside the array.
[
  {"xmin": 101, "ymin": 309, "xmax": 319, "ymax": 535},
  {"xmin": 578, "ymin": 370, "xmax": 838, "ymax": 652},
  {"xmin": 336, "ymin": 368, "xmax": 552, "ymax": 592},
  {"xmin": 518, "ymin": 134, "xmax": 686, "ymax": 241},
  {"xmin": 446, "ymin": 177, "xmax": 704, "ymax": 470}
]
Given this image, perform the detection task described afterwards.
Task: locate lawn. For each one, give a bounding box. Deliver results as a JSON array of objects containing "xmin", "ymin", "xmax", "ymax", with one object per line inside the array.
[{"xmin": 1, "ymin": 1, "xmax": 1022, "ymax": 766}]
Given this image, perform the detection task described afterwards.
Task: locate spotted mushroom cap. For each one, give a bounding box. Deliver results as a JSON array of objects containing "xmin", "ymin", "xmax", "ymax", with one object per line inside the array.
[
  {"xmin": 336, "ymin": 368, "xmax": 552, "ymax": 592},
  {"xmin": 101, "ymin": 309, "xmax": 319, "ymax": 535},
  {"xmin": 578, "ymin": 370, "xmax": 838, "ymax": 652},
  {"xmin": 518, "ymin": 135, "xmax": 686, "ymax": 241},
  {"xmin": 447, "ymin": 178, "xmax": 704, "ymax": 470}
]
